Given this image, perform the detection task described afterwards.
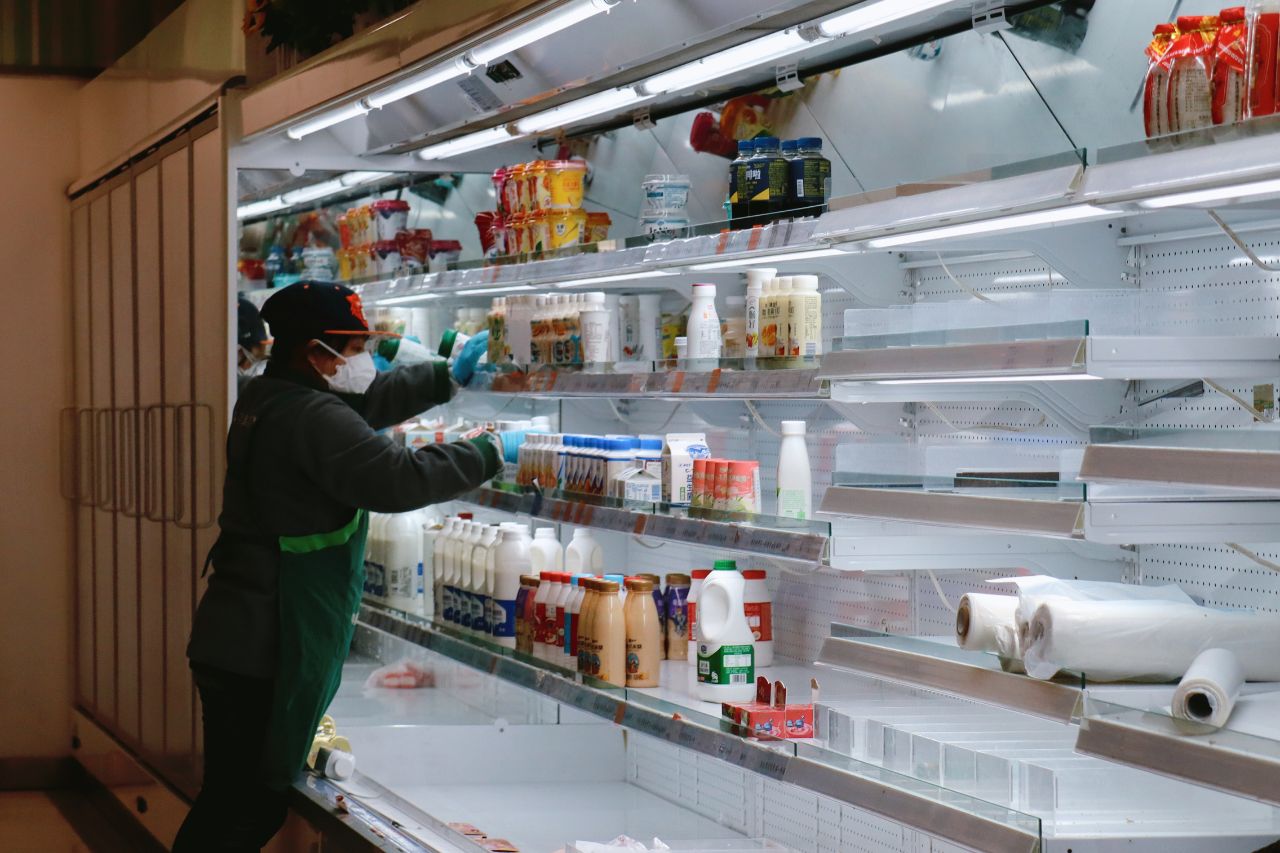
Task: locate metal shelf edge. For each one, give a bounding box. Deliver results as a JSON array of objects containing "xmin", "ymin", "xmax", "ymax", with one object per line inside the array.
[
  {"xmin": 1075, "ymin": 711, "xmax": 1280, "ymax": 809},
  {"xmin": 817, "ymin": 635, "xmax": 1083, "ymax": 723},
  {"xmin": 819, "ymin": 486, "xmax": 1084, "ymax": 539},
  {"xmin": 1080, "ymin": 444, "xmax": 1280, "ymax": 495}
]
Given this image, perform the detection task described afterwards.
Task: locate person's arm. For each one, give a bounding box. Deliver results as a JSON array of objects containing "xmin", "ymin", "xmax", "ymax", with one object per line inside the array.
[
  {"xmin": 297, "ymin": 394, "xmax": 499, "ymax": 513},
  {"xmin": 351, "ymin": 360, "xmax": 454, "ymax": 431}
]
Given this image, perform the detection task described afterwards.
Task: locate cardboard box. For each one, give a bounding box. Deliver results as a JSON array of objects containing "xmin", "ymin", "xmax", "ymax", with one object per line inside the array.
[
  {"xmin": 722, "ymin": 676, "xmax": 818, "ymax": 740},
  {"xmin": 662, "ymin": 433, "xmax": 710, "ymax": 506}
]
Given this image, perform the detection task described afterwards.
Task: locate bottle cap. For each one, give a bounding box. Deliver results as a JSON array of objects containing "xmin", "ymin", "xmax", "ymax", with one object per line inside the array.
[
  {"xmin": 599, "ymin": 579, "xmax": 621, "ymax": 593},
  {"xmin": 713, "ymin": 559, "xmax": 739, "ymax": 571},
  {"xmin": 520, "ymin": 574, "xmax": 540, "ymax": 586},
  {"xmin": 539, "ymin": 571, "xmax": 555, "ymax": 581},
  {"xmin": 781, "ymin": 420, "xmax": 806, "ymax": 436},
  {"xmin": 458, "ymin": 512, "xmax": 474, "ymax": 520},
  {"xmin": 665, "ymin": 572, "xmax": 691, "ymax": 585},
  {"xmin": 737, "ymin": 139, "xmax": 756, "ymax": 154},
  {"xmin": 692, "ymin": 283, "xmax": 717, "ymax": 297},
  {"xmin": 638, "ymin": 573, "xmax": 661, "ymax": 584},
  {"xmin": 604, "ymin": 573, "xmax": 625, "ymax": 584},
  {"xmin": 754, "ymin": 136, "xmax": 780, "ymax": 149},
  {"xmin": 797, "ymin": 137, "xmax": 823, "ymax": 149},
  {"xmin": 625, "ymin": 577, "xmax": 655, "ymax": 592},
  {"xmin": 793, "ymin": 274, "xmax": 819, "ymax": 291},
  {"xmin": 781, "ymin": 139, "xmax": 799, "ymax": 153},
  {"xmin": 691, "ymin": 569, "xmax": 711, "ymax": 580},
  {"xmin": 742, "ymin": 569, "xmax": 767, "ymax": 580}
]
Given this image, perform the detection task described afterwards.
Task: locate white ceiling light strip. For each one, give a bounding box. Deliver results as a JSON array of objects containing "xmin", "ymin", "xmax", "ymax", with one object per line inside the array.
[
  {"xmin": 366, "ymin": 58, "xmax": 475, "ymax": 110},
  {"xmin": 417, "ymin": 126, "xmax": 519, "ymax": 161},
  {"xmin": 236, "ymin": 197, "xmax": 289, "ymax": 220},
  {"xmin": 687, "ymin": 247, "xmax": 850, "ymax": 271},
  {"xmin": 865, "ymin": 205, "xmax": 1121, "ymax": 249},
  {"xmin": 466, "ymin": 0, "xmax": 618, "ymax": 67},
  {"xmin": 516, "ymin": 87, "xmax": 650, "ymax": 134},
  {"xmin": 238, "ymin": 172, "xmax": 395, "ymax": 220},
  {"xmin": 1137, "ymin": 177, "xmax": 1280, "ymax": 209},
  {"xmin": 640, "ymin": 29, "xmax": 819, "ymax": 95},
  {"xmin": 817, "ymin": 0, "xmax": 958, "ymax": 38},
  {"xmin": 286, "ymin": 101, "xmax": 371, "ymax": 140}
]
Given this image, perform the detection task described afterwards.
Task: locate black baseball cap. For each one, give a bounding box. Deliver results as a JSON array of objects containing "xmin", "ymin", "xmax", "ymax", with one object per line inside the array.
[
  {"xmin": 259, "ymin": 281, "xmax": 398, "ymax": 351},
  {"xmin": 237, "ymin": 295, "xmax": 270, "ymax": 349}
]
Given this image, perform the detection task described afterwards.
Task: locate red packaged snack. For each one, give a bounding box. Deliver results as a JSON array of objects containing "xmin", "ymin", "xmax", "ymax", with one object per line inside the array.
[
  {"xmin": 396, "ymin": 228, "xmax": 432, "ymax": 270},
  {"xmin": 475, "ymin": 211, "xmax": 505, "ymax": 259},
  {"xmin": 1167, "ymin": 15, "xmax": 1222, "ymax": 132},
  {"xmin": 1250, "ymin": 1, "xmax": 1280, "ymax": 118},
  {"xmin": 1214, "ymin": 8, "xmax": 1250, "ymax": 125},
  {"xmin": 1144, "ymin": 23, "xmax": 1179, "ymax": 137}
]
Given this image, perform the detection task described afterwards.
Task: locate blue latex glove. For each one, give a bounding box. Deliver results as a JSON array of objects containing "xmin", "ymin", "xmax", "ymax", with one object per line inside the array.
[{"xmin": 451, "ymin": 330, "xmax": 489, "ymax": 386}]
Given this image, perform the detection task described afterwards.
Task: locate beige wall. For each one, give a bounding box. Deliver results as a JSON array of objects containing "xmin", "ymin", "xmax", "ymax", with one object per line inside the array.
[{"xmin": 0, "ymin": 76, "xmax": 81, "ymax": 760}]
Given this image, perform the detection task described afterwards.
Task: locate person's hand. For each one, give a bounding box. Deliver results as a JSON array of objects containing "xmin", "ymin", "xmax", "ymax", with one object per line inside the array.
[{"xmin": 450, "ymin": 330, "xmax": 489, "ymax": 386}]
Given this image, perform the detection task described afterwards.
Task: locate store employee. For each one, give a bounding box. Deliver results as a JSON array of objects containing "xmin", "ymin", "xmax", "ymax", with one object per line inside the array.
[{"xmin": 174, "ymin": 282, "xmax": 500, "ymax": 851}]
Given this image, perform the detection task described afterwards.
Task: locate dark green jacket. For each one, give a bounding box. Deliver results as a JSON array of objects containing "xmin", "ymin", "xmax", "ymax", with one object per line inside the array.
[{"xmin": 188, "ymin": 359, "xmax": 499, "ymax": 678}]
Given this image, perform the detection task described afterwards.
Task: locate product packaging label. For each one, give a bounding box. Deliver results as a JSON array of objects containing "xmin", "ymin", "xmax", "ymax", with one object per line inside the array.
[
  {"xmin": 777, "ymin": 487, "xmax": 809, "ymax": 521},
  {"xmin": 443, "ymin": 587, "xmax": 455, "ymax": 622},
  {"xmin": 491, "ymin": 598, "xmax": 517, "ymax": 638},
  {"xmin": 626, "ymin": 640, "xmax": 656, "ymax": 684},
  {"xmin": 744, "ymin": 601, "xmax": 773, "ymax": 642},
  {"xmin": 698, "ymin": 643, "xmax": 755, "ymax": 686},
  {"xmin": 473, "ymin": 595, "xmax": 489, "ymax": 634}
]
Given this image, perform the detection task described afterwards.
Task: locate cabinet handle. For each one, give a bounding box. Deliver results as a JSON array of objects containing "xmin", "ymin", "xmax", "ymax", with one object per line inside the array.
[
  {"xmin": 77, "ymin": 408, "xmax": 95, "ymax": 507},
  {"xmin": 173, "ymin": 402, "xmax": 217, "ymax": 531},
  {"xmin": 95, "ymin": 408, "xmax": 117, "ymax": 511},
  {"xmin": 118, "ymin": 408, "xmax": 141, "ymax": 519},
  {"xmin": 59, "ymin": 408, "xmax": 77, "ymax": 502},
  {"xmin": 173, "ymin": 403, "xmax": 187, "ymax": 527},
  {"xmin": 143, "ymin": 405, "xmax": 164, "ymax": 522}
]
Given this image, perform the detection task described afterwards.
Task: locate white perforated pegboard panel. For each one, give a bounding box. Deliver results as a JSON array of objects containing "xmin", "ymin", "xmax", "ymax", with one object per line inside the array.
[
  {"xmin": 1140, "ymin": 545, "xmax": 1280, "ymax": 614},
  {"xmin": 912, "ymin": 256, "xmax": 1065, "ymax": 302},
  {"xmin": 774, "ymin": 569, "xmax": 912, "ymax": 662}
]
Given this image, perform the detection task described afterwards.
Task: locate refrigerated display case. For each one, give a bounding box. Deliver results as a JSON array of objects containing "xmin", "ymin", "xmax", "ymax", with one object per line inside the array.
[{"xmin": 64, "ymin": 0, "xmax": 1280, "ymax": 850}]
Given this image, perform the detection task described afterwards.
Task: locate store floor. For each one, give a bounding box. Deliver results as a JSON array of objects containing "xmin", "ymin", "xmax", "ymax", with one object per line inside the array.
[{"xmin": 0, "ymin": 789, "xmax": 163, "ymax": 853}]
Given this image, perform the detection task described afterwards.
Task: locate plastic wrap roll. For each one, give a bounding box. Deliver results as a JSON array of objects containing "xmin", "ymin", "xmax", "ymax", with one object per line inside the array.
[
  {"xmin": 955, "ymin": 593, "xmax": 1018, "ymax": 651},
  {"xmin": 1023, "ymin": 599, "xmax": 1280, "ymax": 682},
  {"xmin": 1173, "ymin": 648, "xmax": 1245, "ymax": 728}
]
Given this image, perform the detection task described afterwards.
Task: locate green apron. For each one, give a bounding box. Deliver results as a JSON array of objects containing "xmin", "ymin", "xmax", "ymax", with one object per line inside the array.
[
  {"xmin": 260, "ymin": 508, "xmax": 368, "ymax": 790},
  {"xmin": 227, "ymin": 386, "xmax": 370, "ymax": 790}
]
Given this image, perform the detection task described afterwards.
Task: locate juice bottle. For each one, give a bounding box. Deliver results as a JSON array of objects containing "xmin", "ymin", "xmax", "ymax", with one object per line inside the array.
[
  {"xmin": 624, "ymin": 577, "xmax": 662, "ymax": 687},
  {"xmin": 594, "ymin": 579, "xmax": 626, "ymax": 686}
]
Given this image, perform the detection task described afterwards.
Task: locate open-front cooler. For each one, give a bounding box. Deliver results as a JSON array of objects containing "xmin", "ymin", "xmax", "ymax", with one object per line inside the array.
[{"xmin": 64, "ymin": 0, "xmax": 1280, "ymax": 850}]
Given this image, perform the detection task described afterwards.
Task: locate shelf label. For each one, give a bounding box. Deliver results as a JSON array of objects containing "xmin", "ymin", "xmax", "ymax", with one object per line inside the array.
[
  {"xmin": 699, "ymin": 523, "xmax": 741, "ymax": 550},
  {"xmin": 642, "ymin": 514, "xmax": 681, "ymax": 541}
]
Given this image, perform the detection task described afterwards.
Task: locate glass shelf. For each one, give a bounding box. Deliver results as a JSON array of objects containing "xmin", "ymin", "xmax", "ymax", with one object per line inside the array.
[
  {"xmin": 1083, "ymin": 426, "xmax": 1280, "ymax": 497},
  {"xmin": 357, "ymin": 602, "xmax": 1046, "ymax": 852},
  {"xmin": 479, "ymin": 358, "xmax": 827, "ymax": 399},
  {"xmin": 461, "ymin": 483, "xmax": 830, "ymax": 564},
  {"xmin": 359, "ymin": 602, "xmax": 1280, "ymax": 846}
]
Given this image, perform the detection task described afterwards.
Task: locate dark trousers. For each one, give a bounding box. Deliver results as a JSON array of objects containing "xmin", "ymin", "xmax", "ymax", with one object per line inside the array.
[{"xmin": 172, "ymin": 664, "xmax": 289, "ymax": 852}]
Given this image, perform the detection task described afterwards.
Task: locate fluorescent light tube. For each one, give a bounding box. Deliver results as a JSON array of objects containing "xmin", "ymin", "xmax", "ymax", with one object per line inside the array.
[
  {"xmin": 1137, "ymin": 177, "xmax": 1280, "ymax": 209},
  {"xmin": 366, "ymin": 57, "xmax": 474, "ymax": 109},
  {"xmin": 871, "ymin": 373, "xmax": 1098, "ymax": 384},
  {"xmin": 377, "ymin": 293, "xmax": 445, "ymax": 306},
  {"xmin": 286, "ymin": 101, "xmax": 370, "ymax": 140},
  {"xmin": 554, "ymin": 270, "xmax": 676, "ymax": 287},
  {"xmin": 454, "ymin": 285, "xmax": 537, "ymax": 296},
  {"xmin": 236, "ymin": 197, "xmax": 287, "ymax": 220},
  {"xmin": 281, "ymin": 179, "xmax": 347, "ymax": 205},
  {"xmin": 340, "ymin": 171, "xmax": 394, "ymax": 186},
  {"xmin": 467, "ymin": 0, "xmax": 618, "ymax": 66},
  {"xmin": 418, "ymin": 126, "xmax": 518, "ymax": 161},
  {"xmin": 866, "ymin": 205, "xmax": 1119, "ymax": 249},
  {"xmin": 818, "ymin": 0, "xmax": 957, "ymax": 38},
  {"xmin": 641, "ymin": 29, "xmax": 817, "ymax": 95},
  {"xmin": 516, "ymin": 87, "xmax": 648, "ymax": 134},
  {"xmin": 687, "ymin": 247, "xmax": 849, "ymax": 270}
]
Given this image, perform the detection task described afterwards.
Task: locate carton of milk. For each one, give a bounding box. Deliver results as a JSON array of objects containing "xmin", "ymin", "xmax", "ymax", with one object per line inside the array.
[
  {"xmin": 662, "ymin": 433, "xmax": 711, "ymax": 505},
  {"xmin": 619, "ymin": 468, "xmax": 663, "ymax": 504}
]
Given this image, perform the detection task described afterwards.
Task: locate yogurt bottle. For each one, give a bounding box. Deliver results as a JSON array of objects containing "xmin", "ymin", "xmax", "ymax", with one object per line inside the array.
[
  {"xmin": 594, "ymin": 579, "xmax": 626, "ymax": 687},
  {"xmin": 624, "ymin": 577, "xmax": 662, "ymax": 688},
  {"xmin": 664, "ymin": 573, "xmax": 691, "ymax": 661}
]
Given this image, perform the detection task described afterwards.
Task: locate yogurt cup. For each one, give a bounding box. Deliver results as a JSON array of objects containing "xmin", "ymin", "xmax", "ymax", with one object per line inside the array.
[
  {"xmin": 640, "ymin": 214, "xmax": 689, "ymax": 241},
  {"xmin": 642, "ymin": 174, "xmax": 691, "ymax": 216},
  {"xmin": 586, "ymin": 211, "xmax": 612, "ymax": 244},
  {"xmin": 533, "ymin": 160, "xmax": 587, "ymax": 211},
  {"xmin": 503, "ymin": 164, "xmax": 527, "ymax": 216},
  {"xmin": 371, "ymin": 240, "xmax": 401, "ymax": 276},
  {"xmin": 371, "ymin": 199, "xmax": 410, "ymax": 242},
  {"xmin": 535, "ymin": 208, "xmax": 586, "ymax": 254}
]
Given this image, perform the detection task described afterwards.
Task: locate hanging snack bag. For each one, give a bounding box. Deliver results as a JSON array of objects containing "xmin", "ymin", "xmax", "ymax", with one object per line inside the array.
[
  {"xmin": 1249, "ymin": 1, "xmax": 1280, "ymax": 117},
  {"xmin": 1144, "ymin": 23, "xmax": 1179, "ymax": 137},
  {"xmin": 1214, "ymin": 8, "xmax": 1250, "ymax": 125},
  {"xmin": 1167, "ymin": 15, "xmax": 1222, "ymax": 133}
]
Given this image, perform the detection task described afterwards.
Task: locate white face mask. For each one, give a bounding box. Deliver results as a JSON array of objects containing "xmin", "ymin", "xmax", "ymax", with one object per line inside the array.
[{"xmin": 314, "ymin": 340, "xmax": 377, "ymax": 395}]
